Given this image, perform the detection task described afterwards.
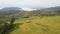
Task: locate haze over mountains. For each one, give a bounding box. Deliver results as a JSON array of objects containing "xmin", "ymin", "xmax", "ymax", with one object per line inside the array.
[
  {"xmin": 0, "ymin": 6, "xmax": 60, "ymax": 16},
  {"xmin": 41, "ymin": 6, "xmax": 60, "ymax": 11},
  {"xmin": 0, "ymin": 7, "xmax": 21, "ymax": 15}
]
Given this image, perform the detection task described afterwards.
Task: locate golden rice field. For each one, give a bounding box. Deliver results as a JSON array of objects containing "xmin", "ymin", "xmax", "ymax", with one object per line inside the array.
[{"xmin": 10, "ymin": 16, "xmax": 60, "ymax": 34}]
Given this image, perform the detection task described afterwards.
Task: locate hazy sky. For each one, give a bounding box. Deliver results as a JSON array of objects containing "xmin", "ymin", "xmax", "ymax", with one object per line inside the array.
[{"xmin": 0, "ymin": 0, "xmax": 60, "ymax": 8}]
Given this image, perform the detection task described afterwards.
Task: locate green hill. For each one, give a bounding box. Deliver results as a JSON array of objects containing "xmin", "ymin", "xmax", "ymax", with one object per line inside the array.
[{"xmin": 10, "ymin": 16, "xmax": 60, "ymax": 34}]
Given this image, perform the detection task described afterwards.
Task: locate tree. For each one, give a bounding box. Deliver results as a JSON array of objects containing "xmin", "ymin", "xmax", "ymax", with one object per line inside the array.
[{"xmin": 9, "ymin": 17, "xmax": 15, "ymax": 29}]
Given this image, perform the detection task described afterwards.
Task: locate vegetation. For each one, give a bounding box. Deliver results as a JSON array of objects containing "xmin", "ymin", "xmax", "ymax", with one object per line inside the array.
[
  {"xmin": 10, "ymin": 16, "xmax": 60, "ymax": 34},
  {"xmin": 0, "ymin": 16, "xmax": 20, "ymax": 34},
  {"xmin": 0, "ymin": 7, "xmax": 60, "ymax": 34}
]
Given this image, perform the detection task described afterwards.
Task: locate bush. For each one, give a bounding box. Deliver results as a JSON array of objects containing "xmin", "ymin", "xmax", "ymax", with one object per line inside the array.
[
  {"xmin": 0, "ymin": 17, "xmax": 15, "ymax": 34},
  {"xmin": 23, "ymin": 16, "xmax": 29, "ymax": 18}
]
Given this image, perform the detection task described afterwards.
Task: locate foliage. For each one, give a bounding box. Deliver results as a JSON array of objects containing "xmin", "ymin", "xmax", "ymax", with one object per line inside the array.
[{"xmin": 0, "ymin": 16, "xmax": 16, "ymax": 34}]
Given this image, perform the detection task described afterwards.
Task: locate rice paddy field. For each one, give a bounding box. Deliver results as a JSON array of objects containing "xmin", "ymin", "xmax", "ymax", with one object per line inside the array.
[{"xmin": 10, "ymin": 16, "xmax": 60, "ymax": 34}]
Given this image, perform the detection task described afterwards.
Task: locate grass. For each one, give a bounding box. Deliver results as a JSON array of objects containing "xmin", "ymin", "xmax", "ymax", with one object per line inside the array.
[{"xmin": 10, "ymin": 16, "xmax": 60, "ymax": 34}]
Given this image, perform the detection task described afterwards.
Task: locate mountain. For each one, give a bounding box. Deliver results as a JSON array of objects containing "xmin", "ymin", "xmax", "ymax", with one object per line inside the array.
[
  {"xmin": 0, "ymin": 7, "xmax": 21, "ymax": 16},
  {"xmin": 41, "ymin": 6, "xmax": 60, "ymax": 11}
]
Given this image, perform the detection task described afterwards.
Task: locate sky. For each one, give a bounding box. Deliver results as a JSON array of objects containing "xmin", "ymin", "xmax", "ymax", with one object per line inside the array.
[{"xmin": 0, "ymin": 0, "xmax": 60, "ymax": 9}]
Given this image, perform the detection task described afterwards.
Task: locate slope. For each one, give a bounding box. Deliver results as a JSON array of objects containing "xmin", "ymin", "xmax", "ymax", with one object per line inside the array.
[{"xmin": 10, "ymin": 16, "xmax": 60, "ymax": 34}]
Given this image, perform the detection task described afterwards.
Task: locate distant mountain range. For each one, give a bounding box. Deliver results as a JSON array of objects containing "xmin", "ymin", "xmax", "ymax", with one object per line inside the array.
[
  {"xmin": 0, "ymin": 7, "xmax": 37, "ymax": 16},
  {"xmin": 41, "ymin": 6, "xmax": 60, "ymax": 11},
  {"xmin": 0, "ymin": 7, "xmax": 21, "ymax": 15},
  {"xmin": 0, "ymin": 6, "xmax": 60, "ymax": 16}
]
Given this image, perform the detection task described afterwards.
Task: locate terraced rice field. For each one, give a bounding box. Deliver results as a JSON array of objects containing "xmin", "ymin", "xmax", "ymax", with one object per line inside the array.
[{"xmin": 10, "ymin": 16, "xmax": 60, "ymax": 34}]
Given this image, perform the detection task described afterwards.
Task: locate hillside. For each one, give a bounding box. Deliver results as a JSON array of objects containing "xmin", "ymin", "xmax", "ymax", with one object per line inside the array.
[
  {"xmin": 41, "ymin": 6, "xmax": 60, "ymax": 11},
  {"xmin": 10, "ymin": 16, "xmax": 60, "ymax": 34},
  {"xmin": 0, "ymin": 7, "xmax": 21, "ymax": 16},
  {"xmin": 0, "ymin": 6, "xmax": 60, "ymax": 17}
]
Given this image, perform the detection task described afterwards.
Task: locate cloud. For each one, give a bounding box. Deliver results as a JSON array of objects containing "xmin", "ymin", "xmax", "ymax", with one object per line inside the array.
[{"xmin": 0, "ymin": 0, "xmax": 60, "ymax": 8}]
